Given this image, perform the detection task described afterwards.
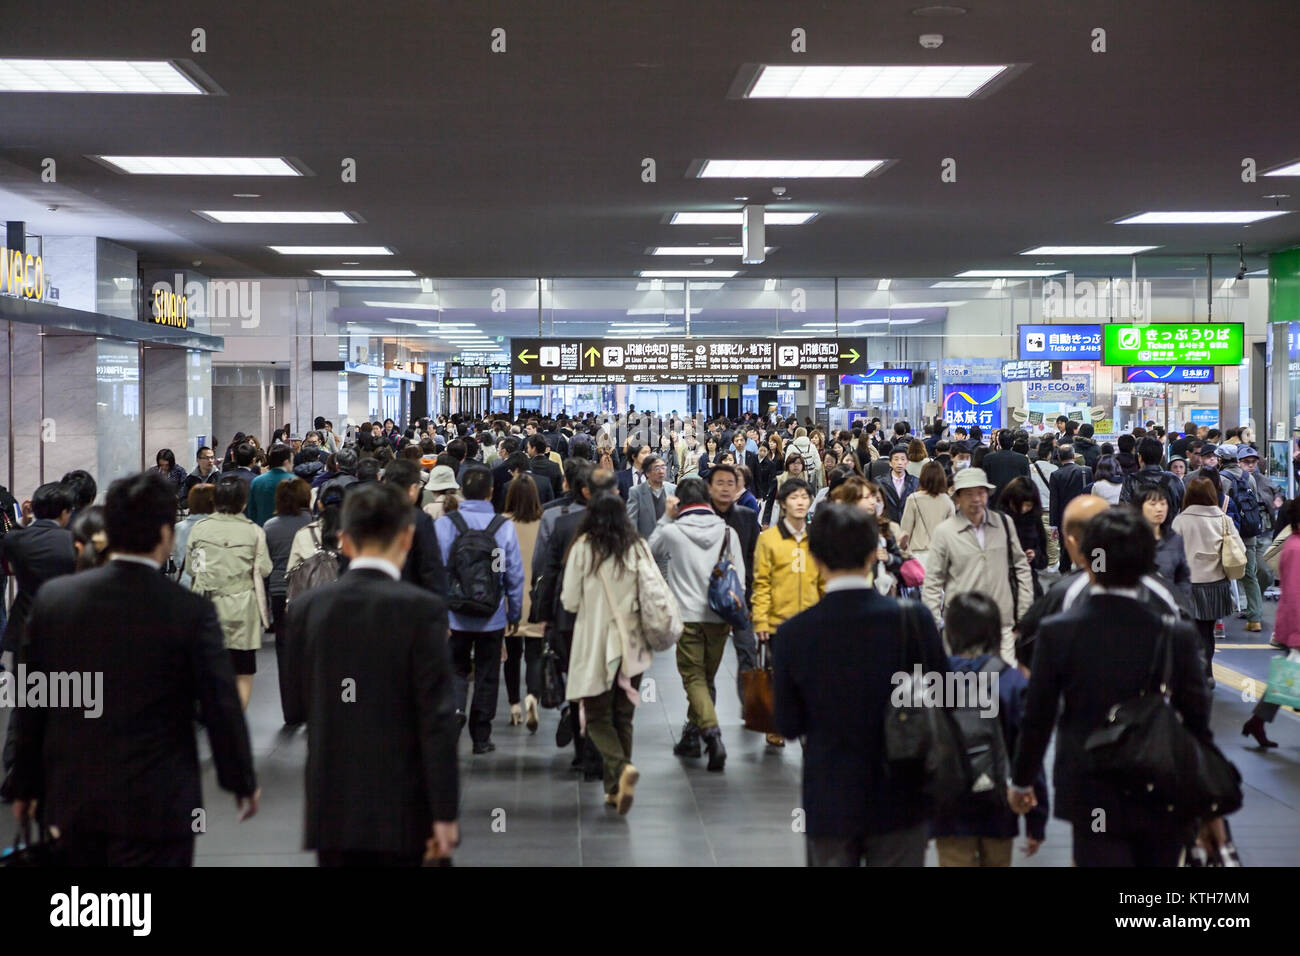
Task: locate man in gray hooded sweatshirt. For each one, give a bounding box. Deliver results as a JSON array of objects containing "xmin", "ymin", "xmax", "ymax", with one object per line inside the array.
[{"xmin": 650, "ymin": 477, "xmax": 745, "ymax": 772}]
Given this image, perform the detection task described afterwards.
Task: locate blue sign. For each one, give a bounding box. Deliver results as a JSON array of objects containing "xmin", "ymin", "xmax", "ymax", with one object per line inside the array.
[
  {"xmin": 1001, "ymin": 360, "xmax": 1060, "ymax": 382},
  {"xmin": 842, "ymin": 369, "xmax": 912, "ymax": 385},
  {"xmin": 1189, "ymin": 407, "xmax": 1219, "ymax": 429},
  {"xmin": 1123, "ymin": 366, "xmax": 1216, "ymax": 384},
  {"xmin": 942, "ymin": 383, "xmax": 1002, "ymax": 429},
  {"xmin": 1018, "ymin": 324, "xmax": 1103, "ymax": 360}
]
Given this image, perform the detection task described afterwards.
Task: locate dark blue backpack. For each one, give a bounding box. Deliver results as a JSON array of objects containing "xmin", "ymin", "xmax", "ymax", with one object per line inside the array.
[
  {"xmin": 1231, "ymin": 474, "xmax": 1263, "ymax": 539},
  {"xmin": 707, "ymin": 529, "xmax": 750, "ymax": 629}
]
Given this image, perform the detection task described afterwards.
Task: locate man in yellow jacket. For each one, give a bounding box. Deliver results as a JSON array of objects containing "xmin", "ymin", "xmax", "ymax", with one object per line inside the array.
[{"xmin": 752, "ymin": 477, "xmax": 824, "ymax": 747}]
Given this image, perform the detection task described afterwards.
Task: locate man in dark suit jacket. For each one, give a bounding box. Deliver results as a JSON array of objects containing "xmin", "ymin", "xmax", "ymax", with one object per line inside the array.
[
  {"xmin": 773, "ymin": 503, "xmax": 947, "ymax": 866},
  {"xmin": 879, "ymin": 446, "xmax": 920, "ymax": 523},
  {"xmin": 381, "ymin": 459, "xmax": 448, "ymax": 597},
  {"xmin": 1009, "ymin": 509, "xmax": 1213, "ymax": 867},
  {"xmin": 490, "ymin": 436, "xmax": 522, "ymax": 512},
  {"xmin": 504, "ymin": 452, "xmax": 553, "ymax": 507},
  {"xmin": 526, "ymin": 434, "xmax": 563, "ymax": 499},
  {"xmin": 1048, "ymin": 443, "xmax": 1093, "ymax": 573},
  {"xmin": 283, "ymin": 481, "xmax": 459, "ymax": 866},
  {"xmin": 8, "ymin": 473, "xmax": 258, "ymax": 866},
  {"xmin": 0, "ymin": 481, "xmax": 75, "ymax": 654},
  {"xmin": 982, "ymin": 430, "xmax": 1032, "ymax": 506},
  {"xmin": 616, "ymin": 442, "xmax": 651, "ymax": 500}
]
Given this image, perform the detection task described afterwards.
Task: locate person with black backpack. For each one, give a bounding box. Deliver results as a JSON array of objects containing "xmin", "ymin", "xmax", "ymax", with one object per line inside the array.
[
  {"xmin": 933, "ymin": 592, "xmax": 1047, "ymax": 866},
  {"xmin": 1223, "ymin": 445, "xmax": 1269, "ymax": 633},
  {"xmin": 434, "ymin": 464, "xmax": 524, "ymax": 754},
  {"xmin": 1119, "ymin": 437, "xmax": 1185, "ymax": 526}
]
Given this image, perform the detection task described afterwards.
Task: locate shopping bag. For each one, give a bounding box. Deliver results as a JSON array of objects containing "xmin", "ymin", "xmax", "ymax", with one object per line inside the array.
[
  {"xmin": 741, "ymin": 643, "xmax": 778, "ymax": 734},
  {"xmin": 1262, "ymin": 651, "xmax": 1300, "ymax": 709}
]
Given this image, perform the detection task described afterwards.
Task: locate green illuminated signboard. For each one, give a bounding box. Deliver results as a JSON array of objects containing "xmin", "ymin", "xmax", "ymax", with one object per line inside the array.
[{"xmin": 1100, "ymin": 323, "xmax": 1243, "ymax": 366}]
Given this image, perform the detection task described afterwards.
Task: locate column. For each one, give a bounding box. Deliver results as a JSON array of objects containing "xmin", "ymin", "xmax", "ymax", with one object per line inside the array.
[{"xmin": 8, "ymin": 323, "xmax": 42, "ymax": 497}]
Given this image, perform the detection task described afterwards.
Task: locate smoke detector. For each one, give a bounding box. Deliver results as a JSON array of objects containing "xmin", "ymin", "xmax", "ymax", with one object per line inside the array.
[{"xmin": 919, "ymin": 33, "xmax": 944, "ymax": 49}]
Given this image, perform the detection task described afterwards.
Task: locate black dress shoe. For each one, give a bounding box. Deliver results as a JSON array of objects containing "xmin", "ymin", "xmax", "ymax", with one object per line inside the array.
[
  {"xmin": 472, "ymin": 740, "xmax": 496, "ymax": 755},
  {"xmin": 455, "ymin": 710, "xmax": 467, "ymax": 731}
]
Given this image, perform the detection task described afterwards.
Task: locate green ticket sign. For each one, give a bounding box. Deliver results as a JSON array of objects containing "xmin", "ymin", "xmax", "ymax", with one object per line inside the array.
[{"xmin": 1101, "ymin": 323, "xmax": 1243, "ymax": 366}]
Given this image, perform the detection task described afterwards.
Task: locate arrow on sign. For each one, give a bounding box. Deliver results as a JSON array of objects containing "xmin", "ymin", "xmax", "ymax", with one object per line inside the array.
[
  {"xmin": 585, "ymin": 346, "xmax": 599, "ymax": 363},
  {"xmin": 517, "ymin": 349, "xmax": 538, "ymax": 364},
  {"xmin": 839, "ymin": 348, "xmax": 861, "ymax": 363}
]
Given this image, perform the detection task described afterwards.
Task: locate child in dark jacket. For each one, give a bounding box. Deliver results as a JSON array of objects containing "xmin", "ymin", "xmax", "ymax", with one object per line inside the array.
[{"xmin": 932, "ymin": 592, "xmax": 1048, "ymax": 866}]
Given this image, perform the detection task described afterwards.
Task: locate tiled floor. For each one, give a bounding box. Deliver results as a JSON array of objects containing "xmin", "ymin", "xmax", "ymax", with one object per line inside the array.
[{"xmin": 4, "ymin": 584, "xmax": 1299, "ymax": 866}]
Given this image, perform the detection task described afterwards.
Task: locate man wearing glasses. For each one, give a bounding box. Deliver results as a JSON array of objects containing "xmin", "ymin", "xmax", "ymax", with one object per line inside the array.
[{"xmin": 182, "ymin": 447, "xmax": 220, "ymax": 497}]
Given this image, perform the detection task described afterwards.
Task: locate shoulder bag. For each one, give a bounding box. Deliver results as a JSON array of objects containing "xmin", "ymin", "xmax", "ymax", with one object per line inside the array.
[
  {"xmin": 996, "ymin": 512, "xmax": 1023, "ymax": 625},
  {"xmin": 1219, "ymin": 513, "xmax": 1247, "ymax": 580},
  {"xmin": 884, "ymin": 598, "xmax": 971, "ymax": 809},
  {"xmin": 741, "ymin": 640, "xmax": 778, "ymax": 735},
  {"xmin": 633, "ymin": 541, "xmax": 683, "ymax": 651},
  {"xmin": 1083, "ymin": 614, "xmax": 1243, "ymax": 819}
]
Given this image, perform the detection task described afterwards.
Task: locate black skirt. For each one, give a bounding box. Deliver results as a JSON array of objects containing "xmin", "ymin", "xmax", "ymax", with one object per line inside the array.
[
  {"xmin": 1189, "ymin": 578, "xmax": 1234, "ymax": 622},
  {"xmin": 229, "ymin": 649, "xmax": 258, "ymax": 675}
]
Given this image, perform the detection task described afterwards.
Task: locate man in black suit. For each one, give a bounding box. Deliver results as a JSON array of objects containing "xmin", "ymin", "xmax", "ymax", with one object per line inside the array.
[
  {"xmin": 981, "ymin": 429, "xmax": 1031, "ymax": 507},
  {"xmin": 224, "ymin": 441, "xmax": 259, "ymax": 489},
  {"xmin": 616, "ymin": 442, "xmax": 651, "ymax": 500},
  {"xmin": 1009, "ymin": 509, "xmax": 1214, "ymax": 867},
  {"xmin": 730, "ymin": 431, "xmax": 760, "ymax": 479},
  {"xmin": 8, "ymin": 473, "xmax": 258, "ymax": 866},
  {"xmin": 879, "ymin": 445, "xmax": 919, "ymax": 523},
  {"xmin": 0, "ymin": 481, "xmax": 75, "ymax": 655},
  {"xmin": 773, "ymin": 503, "xmax": 947, "ymax": 867},
  {"xmin": 504, "ymin": 452, "xmax": 554, "ymax": 507},
  {"xmin": 283, "ymin": 481, "xmax": 459, "ymax": 867},
  {"xmin": 490, "ymin": 436, "xmax": 522, "ymax": 512},
  {"xmin": 526, "ymin": 434, "xmax": 563, "ymax": 499},
  {"xmin": 381, "ymin": 458, "xmax": 448, "ymax": 597},
  {"xmin": 1048, "ymin": 443, "xmax": 1093, "ymax": 573}
]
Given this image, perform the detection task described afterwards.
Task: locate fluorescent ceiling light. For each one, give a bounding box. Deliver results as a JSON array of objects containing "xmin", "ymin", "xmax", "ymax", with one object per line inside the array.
[
  {"xmin": 1021, "ymin": 245, "xmax": 1160, "ymax": 255},
  {"xmin": 956, "ymin": 269, "xmax": 1065, "ymax": 278},
  {"xmin": 746, "ymin": 64, "xmax": 1007, "ymax": 99},
  {"xmin": 314, "ymin": 269, "xmax": 416, "ymax": 277},
  {"xmin": 651, "ymin": 246, "xmax": 773, "ymax": 256},
  {"xmin": 98, "ymin": 156, "xmax": 299, "ymax": 176},
  {"xmin": 639, "ymin": 270, "xmax": 739, "ymax": 278},
  {"xmin": 877, "ymin": 279, "xmax": 891, "ymax": 291},
  {"xmin": 670, "ymin": 211, "xmax": 816, "ymax": 226},
  {"xmin": 199, "ymin": 210, "xmax": 356, "ymax": 224},
  {"xmin": 1115, "ymin": 211, "xmax": 1289, "ymax": 225},
  {"xmin": 697, "ymin": 160, "xmax": 885, "ymax": 178},
  {"xmin": 0, "ymin": 59, "xmax": 206, "ymax": 94},
  {"xmin": 271, "ymin": 245, "xmax": 392, "ymax": 255},
  {"xmin": 331, "ymin": 280, "xmax": 422, "ymax": 288},
  {"xmin": 387, "ymin": 319, "xmax": 438, "ymax": 326},
  {"xmin": 361, "ymin": 300, "xmax": 437, "ymax": 310},
  {"xmin": 932, "ymin": 281, "xmax": 996, "ymax": 288},
  {"xmin": 623, "ymin": 308, "xmax": 703, "ymax": 316},
  {"xmin": 634, "ymin": 281, "xmax": 725, "ymax": 291},
  {"xmin": 1264, "ymin": 161, "xmax": 1300, "ymax": 177}
]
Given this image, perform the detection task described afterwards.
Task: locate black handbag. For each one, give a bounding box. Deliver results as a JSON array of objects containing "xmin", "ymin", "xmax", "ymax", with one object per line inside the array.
[
  {"xmin": 1084, "ymin": 615, "xmax": 1243, "ymax": 820},
  {"xmin": 0, "ymin": 817, "xmax": 64, "ymax": 867},
  {"xmin": 539, "ymin": 638, "xmax": 567, "ymax": 709},
  {"xmin": 883, "ymin": 599, "xmax": 970, "ymax": 809}
]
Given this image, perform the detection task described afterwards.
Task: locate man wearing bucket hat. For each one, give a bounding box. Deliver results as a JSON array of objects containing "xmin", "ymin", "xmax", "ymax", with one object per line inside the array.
[
  {"xmin": 1225, "ymin": 444, "xmax": 1278, "ymax": 633},
  {"xmin": 422, "ymin": 464, "xmax": 463, "ymax": 517},
  {"xmin": 921, "ymin": 467, "xmax": 1034, "ymax": 665}
]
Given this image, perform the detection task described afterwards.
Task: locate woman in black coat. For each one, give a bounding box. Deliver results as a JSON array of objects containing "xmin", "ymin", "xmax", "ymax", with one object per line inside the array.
[{"xmin": 997, "ymin": 476, "xmax": 1048, "ymax": 597}]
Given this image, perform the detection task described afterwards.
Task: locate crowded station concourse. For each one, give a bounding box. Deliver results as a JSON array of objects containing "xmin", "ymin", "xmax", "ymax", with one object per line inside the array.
[{"xmin": 0, "ymin": 5, "xmax": 1296, "ymax": 935}]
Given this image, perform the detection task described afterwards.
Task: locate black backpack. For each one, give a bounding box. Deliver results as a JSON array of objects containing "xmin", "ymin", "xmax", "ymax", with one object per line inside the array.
[
  {"xmin": 947, "ymin": 657, "xmax": 1012, "ymax": 814},
  {"xmin": 1229, "ymin": 473, "xmax": 1263, "ymax": 539},
  {"xmin": 0, "ymin": 485, "xmax": 18, "ymax": 541},
  {"xmin": 445, "ymin": 512, "xmax": 507, "ymax": 617}
]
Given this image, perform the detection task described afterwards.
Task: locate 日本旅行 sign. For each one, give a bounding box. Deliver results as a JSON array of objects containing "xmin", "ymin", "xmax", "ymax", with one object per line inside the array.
[
  {"xmin": 510, "ymin": 336, "xmax": 870, "ymax": 383},
  {"xmin": 841, "ymin": 369, "xmax": 913, "ymax": 385},
  {"xmin": 1018, "ymin": 324, "xmax": 1102, "ymax": 360},
  {"xmin": 1101, "ymin": 323, "xmax": 1243, "ymax": 366},
  {"xmin": 1123, "ymin": 366, "xmax": 1216, "ymax": 384}
]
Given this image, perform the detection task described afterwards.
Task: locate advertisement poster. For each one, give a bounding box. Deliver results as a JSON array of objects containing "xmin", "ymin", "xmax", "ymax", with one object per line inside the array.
[{"xmin": 942, "ymin": 383, "xmax": 1002, "ymax": 429}]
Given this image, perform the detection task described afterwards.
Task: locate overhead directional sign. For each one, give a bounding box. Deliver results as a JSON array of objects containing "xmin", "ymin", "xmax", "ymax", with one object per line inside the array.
[
  {"xmin": 510, "ymin": 337, "xmax": 870, "ymax": 382},
  {"xmin": 757, "ymin": 378, "xmax": 807, "ymax": 390},
  {"xmin": 1102, "ymin": 323, "xmax": 1244, "ymax": 366}
]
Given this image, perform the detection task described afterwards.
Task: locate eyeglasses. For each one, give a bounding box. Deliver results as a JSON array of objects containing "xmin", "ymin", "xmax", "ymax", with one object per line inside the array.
[{"xmin": 199, "ymin": 454, "xmax": 215, "ymax": 460}]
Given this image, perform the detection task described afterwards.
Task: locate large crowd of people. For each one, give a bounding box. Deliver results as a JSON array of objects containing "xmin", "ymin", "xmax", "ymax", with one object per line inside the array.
[{"xmin": 0, "ymin": 407, "xmax": 1288, "ymax": 867}]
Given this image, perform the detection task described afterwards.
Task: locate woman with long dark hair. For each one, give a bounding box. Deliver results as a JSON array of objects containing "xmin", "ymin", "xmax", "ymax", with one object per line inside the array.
[
  {"xmin": 997, "ymin": 476, "xmax": 1048, "ymax": 596},
  {"xmin": 502, "ymin": 474, "xmax": 545, "ymax": 732},
  {"xmin": 560, "ymin": 491, "xmax": 658, "ymax": 814}
]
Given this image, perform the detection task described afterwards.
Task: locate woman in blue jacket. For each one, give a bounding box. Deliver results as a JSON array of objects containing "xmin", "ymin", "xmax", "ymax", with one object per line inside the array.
[{"xmin": 932, "ymin": 591, "xmax": 1048, "ymax": 866}]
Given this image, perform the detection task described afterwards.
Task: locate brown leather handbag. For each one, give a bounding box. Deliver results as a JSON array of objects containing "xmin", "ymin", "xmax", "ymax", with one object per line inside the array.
[{"xmin": 741, "ymin": 642, "xmax": 779, "ymax": 734}]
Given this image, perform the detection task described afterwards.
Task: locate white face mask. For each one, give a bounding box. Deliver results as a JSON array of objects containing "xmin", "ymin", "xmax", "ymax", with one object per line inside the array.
[
  {"xmin": 953, "ymin": 460, "xmax": 970, "ymax": 472},
  {"xmin": 874, "ymin": 498, "xmax": 885, "ymax": 515}
]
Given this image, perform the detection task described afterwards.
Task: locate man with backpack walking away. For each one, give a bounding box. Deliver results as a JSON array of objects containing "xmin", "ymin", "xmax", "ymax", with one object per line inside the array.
[{"xmin": 435, "ymin": 465, "xmax": 524, "ymax": 754}]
